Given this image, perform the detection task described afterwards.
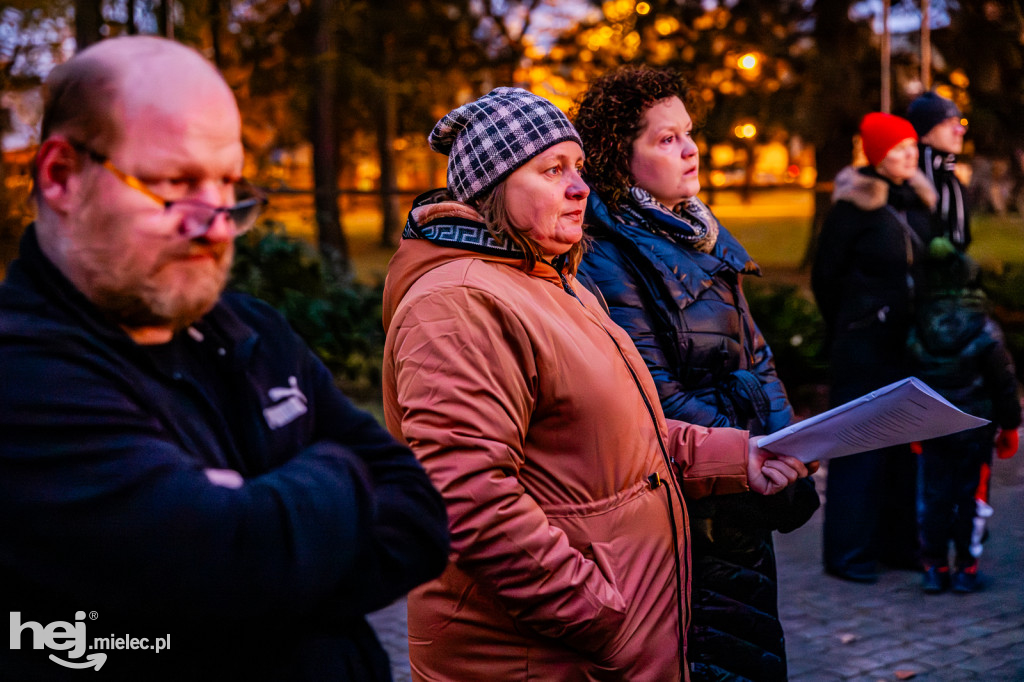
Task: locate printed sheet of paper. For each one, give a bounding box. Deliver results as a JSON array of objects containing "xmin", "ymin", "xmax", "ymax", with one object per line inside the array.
[{"xmin": 756, "ymin": 377, "xmax": 990, "ymax": 463}]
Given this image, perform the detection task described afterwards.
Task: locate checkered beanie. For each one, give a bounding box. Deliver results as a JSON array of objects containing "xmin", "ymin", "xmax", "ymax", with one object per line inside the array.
[{"xmin": 429, "ymin": 87, "xmax": 583, "ymax": 203}]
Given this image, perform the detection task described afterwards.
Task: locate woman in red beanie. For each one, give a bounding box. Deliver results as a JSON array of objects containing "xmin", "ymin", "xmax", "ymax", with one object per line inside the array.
[{"xmin": 811, "ymin": 112, "xmax": 937, "ymax": 583}]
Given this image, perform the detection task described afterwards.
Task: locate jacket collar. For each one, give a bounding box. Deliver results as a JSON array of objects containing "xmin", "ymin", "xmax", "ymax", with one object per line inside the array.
[
  {"xmin": 7, "ymin": 224, "xmax": 133, "ymax": 346},
  {"xmin": 384, "ymin": 190, "xmax": 572, "ymax": 327},
  {"xmin": 402, "ymin": 189, "xmax": 528, "ymax": 260},
  {"xmin": 585, "ymin": 192, "xmax": 756, "ymax": 276},
  {"xmin": 919, "ymin": 142, "xmax": 957, "ymax": 172},
  {"xmin": 584, "ymin": 192, "xmax": 759, "ymax": 312},
  {"xmin": 831, "ymin": 165, "xmax": 937, "ymax": 212},
  {"xmin": 8, "ymin": 223, "xmax": 258, "ymax": 357}
]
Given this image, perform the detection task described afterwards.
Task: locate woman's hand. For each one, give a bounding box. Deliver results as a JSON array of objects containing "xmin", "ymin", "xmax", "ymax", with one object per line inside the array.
[{"xmin": 746, "ymin": 440, "xmax": 818, "ymax": 495}]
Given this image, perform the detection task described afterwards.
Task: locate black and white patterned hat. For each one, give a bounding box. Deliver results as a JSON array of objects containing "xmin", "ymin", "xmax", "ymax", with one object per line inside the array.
[{"xmin": 429, "ymin": 87, "xmax": 583, "ymax": 203}]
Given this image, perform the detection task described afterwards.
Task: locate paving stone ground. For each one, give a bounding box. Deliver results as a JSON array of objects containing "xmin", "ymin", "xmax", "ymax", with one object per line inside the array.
[
  {"xmin": 777, "ymin": 452, "xmax": 1024, "ymax": 682},
  {"xmin": 369, "ymin": 448, "xmax": 1024, "ymax": 682}
]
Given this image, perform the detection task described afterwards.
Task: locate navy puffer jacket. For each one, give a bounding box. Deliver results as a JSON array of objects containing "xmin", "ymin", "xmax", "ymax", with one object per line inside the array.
[
  {"xmin": 579, "ymin": 193, "xmax": 819, "ymax": 682},
  {"xmin": 580, "ymin": 194, "xmax": 790, "ymax": 432}
]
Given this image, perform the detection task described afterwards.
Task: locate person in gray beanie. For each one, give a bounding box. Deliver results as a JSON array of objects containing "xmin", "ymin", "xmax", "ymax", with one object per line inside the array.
[
  {"xmin": 907, "ymin": 91, "xmax": 971, "ymax": 250},
  {"xmin": 381, "ymin": 87, "xmax": 812, "ymax": 681}
]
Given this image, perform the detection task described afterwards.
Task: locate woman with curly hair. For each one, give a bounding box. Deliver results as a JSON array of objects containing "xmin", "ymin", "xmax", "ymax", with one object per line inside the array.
[{"xmin": 573, "ymin": 66, "xmax": 819, "ymax": 682}]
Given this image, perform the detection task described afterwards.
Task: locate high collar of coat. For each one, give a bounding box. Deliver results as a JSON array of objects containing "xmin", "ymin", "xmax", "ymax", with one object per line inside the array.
[
  {"xmin": 383, "ymin": 192, "xmax": 571, "ymax": 331},
  {"xmin": 409, "ymin": 198, "xmax": 487, "ymax": 227},
  {"xmin": 831, "ymin": 165, "xmax": 937, "ymax": 212},
  {"xmin": 585, "ymin": 192, "xmax": 759, "ymax": 276}
]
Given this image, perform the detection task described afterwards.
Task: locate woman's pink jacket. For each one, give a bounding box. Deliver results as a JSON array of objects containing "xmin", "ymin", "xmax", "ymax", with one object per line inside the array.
[{"xmin": 383, "ymin": 229, "xmax": 750, "ymax": 681}]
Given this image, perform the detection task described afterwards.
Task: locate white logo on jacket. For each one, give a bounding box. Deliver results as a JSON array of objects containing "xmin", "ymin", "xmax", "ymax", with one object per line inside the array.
[{"xmin": 263, "ymin": 376, "xmax": 308, "ymax": 429}]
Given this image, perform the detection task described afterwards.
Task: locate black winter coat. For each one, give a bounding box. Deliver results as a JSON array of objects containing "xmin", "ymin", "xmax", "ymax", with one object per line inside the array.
[
  {"xmin": 579, "ymin": 193, "xmax": 819, "ymax": 682},
  {"xmin": 812, "ymin": 166, "xmax": 936, "ymax": 405},
  {"xmin": 0, "ymin": 226, "xmax": 450, "ymax": 681}
]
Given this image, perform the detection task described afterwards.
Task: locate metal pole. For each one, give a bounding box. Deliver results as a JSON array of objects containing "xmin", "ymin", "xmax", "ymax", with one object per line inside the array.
[
  {"xmin": 921, "ymin": 0, "xmax": 931, "ymax": 89},
  {"xmin": 882, "ymin": 0, "xmax": 891, "ymax": 113}
]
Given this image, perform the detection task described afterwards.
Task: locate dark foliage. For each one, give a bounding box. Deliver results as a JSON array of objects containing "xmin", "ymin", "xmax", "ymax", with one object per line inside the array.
[
  {"xmin": 229, "ymin": 223, "xmax": 386, "ymax": 399},
  {"xmin": 981, "ymin": 263, "xmax": 1024, "ymax": 384},
  {"xmin": 743, "ymin": 279, "xmax": 829, "ymax": 415}
]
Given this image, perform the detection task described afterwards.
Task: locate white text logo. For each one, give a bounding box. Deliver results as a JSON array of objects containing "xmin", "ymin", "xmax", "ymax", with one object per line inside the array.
[
  {"xmin": 10, "ymin": 611, "xmax": 104, "ymax": 670},
  {"xmin": 10, "ymin": 611, "xmax": 170, "ymax": 671}
]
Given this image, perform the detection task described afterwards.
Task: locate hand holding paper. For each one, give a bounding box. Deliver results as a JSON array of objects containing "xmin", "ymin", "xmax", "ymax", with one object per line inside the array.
[
  {"xmin": 756, "ymin": 377, "xmax": 990, "ymax": 463},
  {"xmin": 746, "ymin": 439, "xmax": 813, "ymax": 494}
]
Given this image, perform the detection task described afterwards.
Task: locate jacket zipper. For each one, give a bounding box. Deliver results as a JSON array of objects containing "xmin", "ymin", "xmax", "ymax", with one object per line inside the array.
[{"xmin": 572, "ymin": 270, "xmax": 690, "ymax": 677}]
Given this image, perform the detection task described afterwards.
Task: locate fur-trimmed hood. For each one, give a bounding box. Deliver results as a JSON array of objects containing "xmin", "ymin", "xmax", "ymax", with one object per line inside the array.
[{"xmin": 832, "ymin": 165, "xmax": 937, "ymax": 212}]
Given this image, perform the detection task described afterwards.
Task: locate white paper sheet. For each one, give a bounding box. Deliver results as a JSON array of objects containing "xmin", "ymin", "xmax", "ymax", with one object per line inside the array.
[{"xmin": 756, "ymin": 377, "xmax": 990, "ymax": 463}]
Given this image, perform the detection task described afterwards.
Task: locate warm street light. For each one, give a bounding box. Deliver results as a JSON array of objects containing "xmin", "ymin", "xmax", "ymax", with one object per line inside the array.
[
  {"xmin": 655, "ymin": 17, "xmax": 679, "ymax": 35},
  {"xmin": 736, "ymin": 52, "xmax": 761, "ymax": 81},
  {"xmin": 734, "ymin": 123, "xmax": 757, "ymax": 139},
  {"xmin": 636, "ymin": 2, "xmax": 650, "ymax": 15}
]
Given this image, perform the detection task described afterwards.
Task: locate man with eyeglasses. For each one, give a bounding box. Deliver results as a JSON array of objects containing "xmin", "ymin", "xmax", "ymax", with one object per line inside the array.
[
  {"xmin": 0, "ymin": 36, "xmax": 448, "ymax": 680},
  {"xmin": 907, "ymin": 91, "xmax": 971, "ymax": 252}
]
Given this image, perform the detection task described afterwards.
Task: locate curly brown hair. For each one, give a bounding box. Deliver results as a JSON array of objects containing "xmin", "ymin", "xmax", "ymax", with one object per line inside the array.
[{"xmin": 570, "ymin": 66, "xmax": 703, "ymax": 209}]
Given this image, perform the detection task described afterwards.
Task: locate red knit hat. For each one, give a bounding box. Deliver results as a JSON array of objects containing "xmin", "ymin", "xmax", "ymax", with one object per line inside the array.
[{"xmin": 859, "ymin": 112, "xmax": 918, "ymax": 166}]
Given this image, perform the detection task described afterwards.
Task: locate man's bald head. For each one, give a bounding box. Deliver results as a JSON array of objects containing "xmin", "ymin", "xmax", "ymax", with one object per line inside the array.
[{"xmin": 41, "ymin": 36, "xmax": 237, "ymax": 153}]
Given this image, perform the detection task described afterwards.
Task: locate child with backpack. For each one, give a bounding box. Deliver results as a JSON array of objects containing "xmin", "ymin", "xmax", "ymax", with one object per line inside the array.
[{"xmin": 908, "ymin": 237, "xmax": 1021, "ymax": 593}]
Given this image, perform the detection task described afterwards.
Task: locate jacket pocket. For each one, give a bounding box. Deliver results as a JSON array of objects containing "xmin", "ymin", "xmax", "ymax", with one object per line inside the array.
[
  {"xmin": 587, "ymin": 541, "xmax": 621, "ymax": 597},
  {"xmin": 586, "ymin": 541, "xmax": 635, "ymax": 666}
]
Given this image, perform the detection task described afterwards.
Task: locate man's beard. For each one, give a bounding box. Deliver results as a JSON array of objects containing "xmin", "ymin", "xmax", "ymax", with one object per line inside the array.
[
  {"xmin": 87, "ymin": 244, "xmax": 233, "ymax": 336},
  {"xmin": 97, "ymin": 264, "xmax": 229, "ymax": 333}
]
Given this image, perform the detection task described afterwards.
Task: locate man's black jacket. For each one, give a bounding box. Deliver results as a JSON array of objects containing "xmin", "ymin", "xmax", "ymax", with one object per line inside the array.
[{"xmin": 1, "ymin": 226, "xmax": 449, "ymax": 680}]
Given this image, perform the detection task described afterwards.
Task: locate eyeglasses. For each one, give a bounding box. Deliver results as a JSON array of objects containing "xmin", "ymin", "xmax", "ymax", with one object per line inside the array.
[{"xmin": 71, "ymin": 141, "xmax": 267, "ymax": 239}]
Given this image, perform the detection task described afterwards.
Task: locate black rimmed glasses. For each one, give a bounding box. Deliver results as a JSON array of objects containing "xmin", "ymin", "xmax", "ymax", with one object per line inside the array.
[{"xmin": 71, "ymin": 141, "xmax": 267, "ymax": 239}]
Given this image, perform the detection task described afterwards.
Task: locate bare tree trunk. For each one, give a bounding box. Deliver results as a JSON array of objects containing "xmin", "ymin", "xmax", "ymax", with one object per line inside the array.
[
  {"xmin": 0, "ymin": 116, "xmax": 12, "ymax": 276},
  {"xmin": 800, "ymin": 0, "xmax": 860, "ymax": 270},
  {"xmin": 158, "ymin": 0, "xmax": 174, "ymax": 39},
  {"xmin": 921, "ymin": 0, "xmax": 931, "ymax": 89},
  {"xmin": 0, "ymin": 100, "xmax": 27, "ymax": 273},
  {"xmin": 377, "ymin": 33, "xmax": 402, "ymax": 247},
  {"xmin": 75, "ymin": 0, "xmax": 103, "ymax": 51},
  {"xmin": 208, "ymin": 0, "xmax": 223, "ymax": 67},
  {"xmin": 127, "ymin": 0, "xmax": 137, "ymax": 33},
  {"xmin": 881, "ymin": 0, "xmax": 891, "ymax": 113},
  {"xmin": 311, "ymin": 0, "xmax": 349, "ymax": 272}
]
